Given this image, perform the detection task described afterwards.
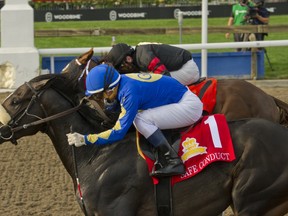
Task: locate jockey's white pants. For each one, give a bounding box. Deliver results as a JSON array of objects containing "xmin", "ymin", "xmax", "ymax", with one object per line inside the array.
[
  {"xmin": 170, "ymin": 59, "xmax": 200, "ymax": 86},
  {"xmin": 133, "ymin": 90, "xmax": 203, "ymax": 138}
]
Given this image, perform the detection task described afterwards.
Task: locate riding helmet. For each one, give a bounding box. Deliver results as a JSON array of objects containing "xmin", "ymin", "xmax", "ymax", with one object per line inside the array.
[
  {"xmin": 85, "ymin": 64, "xmax": 121, "ymax": 96},
  {"xmin": 105, "ymin": 43, "xmax": 135, "ymax": 68}
]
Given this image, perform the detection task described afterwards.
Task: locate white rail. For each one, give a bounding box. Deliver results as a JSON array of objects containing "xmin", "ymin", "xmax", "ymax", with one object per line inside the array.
[{"xmin": 38, "ymin": 40, "xmax": 288, "ymax": 74}]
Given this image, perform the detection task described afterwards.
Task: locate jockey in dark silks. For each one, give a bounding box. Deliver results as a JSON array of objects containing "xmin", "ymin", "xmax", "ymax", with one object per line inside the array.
[
  {"xmin": 104, "ymin": 42, "xmax": 200, "ymax": 86},
  {"xmin": 66, "ymin": 64, "xmax": 203, "ymax": 177}
]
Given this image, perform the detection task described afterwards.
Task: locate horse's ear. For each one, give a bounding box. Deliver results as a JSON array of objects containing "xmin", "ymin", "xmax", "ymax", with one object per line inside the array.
[{"xmin": 78, "ymin": 48, "xmax": 94, "ymax": 65}]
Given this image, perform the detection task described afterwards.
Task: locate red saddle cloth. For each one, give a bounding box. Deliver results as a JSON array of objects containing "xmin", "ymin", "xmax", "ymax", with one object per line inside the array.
[
  {"xmin": 188, "ymin": 78, "xmax": 217, "ymax": 114},
  {"xmin": 138, "ymin": 114, "xmax": 235, "ymax": 186}
]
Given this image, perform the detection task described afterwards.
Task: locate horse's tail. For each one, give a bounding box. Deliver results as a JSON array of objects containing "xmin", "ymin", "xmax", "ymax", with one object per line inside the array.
[{"xmin": 273, "ymin": 96, "xmax": 288, "ymax": 126}]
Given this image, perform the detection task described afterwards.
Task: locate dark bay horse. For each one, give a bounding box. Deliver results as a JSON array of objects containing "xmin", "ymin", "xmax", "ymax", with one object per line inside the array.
[
  {"xmin": 0, "ymin": 74, "xmax": 288, "ymax": 216},
  {"xmin": 61, "ymin": 48, "xmax": 288, "ymax": 125}
]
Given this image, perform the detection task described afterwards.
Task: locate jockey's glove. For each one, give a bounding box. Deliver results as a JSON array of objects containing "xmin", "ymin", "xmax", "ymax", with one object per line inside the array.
[
  {"xmin": 162, "ymin": 70, "xmax": 171, "ymax": 77},
  {"xmin": 66, "ymin": 132, "xmax": 86, "ymax": 147}
]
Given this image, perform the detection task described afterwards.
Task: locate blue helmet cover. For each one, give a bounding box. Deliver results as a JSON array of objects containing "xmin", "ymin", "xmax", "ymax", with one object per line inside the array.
[{"xmin": 85, "ymin": 64, "xmax": 121, "ymax": 96}]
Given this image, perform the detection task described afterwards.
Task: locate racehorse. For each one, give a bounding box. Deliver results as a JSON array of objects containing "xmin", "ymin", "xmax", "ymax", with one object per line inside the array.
[
  {"xmin": 0, "ymin": 74, "xmax": 288, "ymax": 216},
  {"xmin": 61, "ymin": 48, "xmax": 288, "ymax": 125}
]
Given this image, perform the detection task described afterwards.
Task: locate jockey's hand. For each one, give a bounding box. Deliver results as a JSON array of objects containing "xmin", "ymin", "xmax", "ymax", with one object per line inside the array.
[
  {"xmin": 162, "ymin": 70, "xmax": 171, "ymax": 77},
  {"xmin": 66, "ymin": 132, "xmax": 86, "ymax": 147}
]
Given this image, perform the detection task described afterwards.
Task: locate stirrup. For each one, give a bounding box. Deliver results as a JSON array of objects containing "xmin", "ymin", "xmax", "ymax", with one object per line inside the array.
[
  {"xmin": 150, "ymin": 161, "xmax": 185, "ymax": 177},
  {"xmin": 150, "ymin": 160, "xmax": 163, "ymax": 176}
]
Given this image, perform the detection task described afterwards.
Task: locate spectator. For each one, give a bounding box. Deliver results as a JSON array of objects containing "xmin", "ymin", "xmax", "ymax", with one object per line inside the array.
[
  {"xmin": 246, "ymin": 0, "xmax": 270, "ymax": 41},
  {"xmin": 225, "ymin": 0, "xmax": 253, "ymax": 51},
  {"xmin": 104, "ymin": 42, "xmax": 200, "ymax": 86}
]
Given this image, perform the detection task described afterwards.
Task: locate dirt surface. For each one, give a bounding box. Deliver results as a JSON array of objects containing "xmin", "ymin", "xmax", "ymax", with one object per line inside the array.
[{"xmin": 0, "ymin": 79, "xmax": 288, "ymax": 216}]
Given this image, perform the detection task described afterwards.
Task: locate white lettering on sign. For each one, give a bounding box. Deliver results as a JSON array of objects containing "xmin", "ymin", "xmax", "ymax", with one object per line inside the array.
[
  {"xmin": 118, "ymin": 12, "xmax": 146, "ymax": 18},
  {"xmin": 53, "ymin": 14, "xmax": 82, "ymax": 20},
  {"xmin": 174, "ymin": 8, "xmax": 211, "ymax": 18}
]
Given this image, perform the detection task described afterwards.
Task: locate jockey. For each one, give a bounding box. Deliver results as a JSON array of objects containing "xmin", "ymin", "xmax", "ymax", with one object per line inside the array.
[
  {"xmin": 66, "ymin": 63, "xmax": 203, "ymax": 177},
  {"xmin": 104, "ymin": 42, "xmax": 200, "ymax": 86}
]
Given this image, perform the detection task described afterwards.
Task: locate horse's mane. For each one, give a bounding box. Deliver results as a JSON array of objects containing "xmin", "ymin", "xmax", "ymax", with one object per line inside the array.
[
  {"xmin": 30, "ymin": 73, "xmax": 107, "ymax": 127},
  {"xmin": 31, "ymin": 73, "xmax": 82, "ymax": 99}
]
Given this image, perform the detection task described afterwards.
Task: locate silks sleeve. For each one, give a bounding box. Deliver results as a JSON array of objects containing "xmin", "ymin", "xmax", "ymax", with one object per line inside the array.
[{"xmin": 148, "ymin": 57, "xmax": 168, "ymax": 75}]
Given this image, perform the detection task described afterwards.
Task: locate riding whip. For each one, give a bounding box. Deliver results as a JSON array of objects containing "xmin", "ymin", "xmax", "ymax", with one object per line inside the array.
[{"xmin": 70, "ymin": 126, "xmax": 88, "ymax": 216}]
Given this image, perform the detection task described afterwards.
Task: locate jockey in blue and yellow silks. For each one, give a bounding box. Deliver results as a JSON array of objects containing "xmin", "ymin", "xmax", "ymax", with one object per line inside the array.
[{"xmin": 66, "ymin": 63, "xmax": 203, "ymax": 177}]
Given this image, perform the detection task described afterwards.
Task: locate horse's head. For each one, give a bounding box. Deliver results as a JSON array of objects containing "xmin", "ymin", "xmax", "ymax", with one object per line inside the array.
[
  {"xmin": 61, "ymin": 48, "xmax": 101, "ymax": 92},
  {"xmin": 0, "ymin": 76, "xmax": 56, "ymax": 145},
  {"xmin": 0, "ymin": 73, "xmax": 88, "ymax": 144},
  {"xmin": 0, "ymin": 73, "xmax": 112, "ymax": 146},
  {"xmin": 60, "ymin": 48, "xmax": 139, "ymax": 93}
]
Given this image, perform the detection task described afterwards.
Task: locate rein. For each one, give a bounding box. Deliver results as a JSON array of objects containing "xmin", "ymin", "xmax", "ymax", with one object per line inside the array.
[
  {"xmin": 11, "ymin": 101, "xmax": 83, "ymax": 133},
  {"xmin": 0, "ymin": 80, "xmax": 111, "ymax": 142},
  {"xmin": 10, "ymin": 96, "xmax": 111, "ymax": 133}
]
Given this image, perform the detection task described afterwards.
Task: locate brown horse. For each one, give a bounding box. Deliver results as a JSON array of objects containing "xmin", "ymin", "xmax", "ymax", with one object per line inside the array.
[
  {"xmin": 0, "ymin": 74, "xmax": 288, "ymax": 215},
  {"xmin": 61, "ymin": 48, "xmax": 288, "ymax": 126}
]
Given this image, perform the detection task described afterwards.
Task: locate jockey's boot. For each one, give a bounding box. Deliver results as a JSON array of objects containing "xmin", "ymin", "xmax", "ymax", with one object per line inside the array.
[{"xmin": 147, "ymin": 129, "xmax": 185, "ymax": 177}]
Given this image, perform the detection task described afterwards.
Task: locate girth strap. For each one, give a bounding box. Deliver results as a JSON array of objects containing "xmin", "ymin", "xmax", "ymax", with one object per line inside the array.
[{"xmin": 155, "ymin": 177, "xmax": 173, "ymax": 216}]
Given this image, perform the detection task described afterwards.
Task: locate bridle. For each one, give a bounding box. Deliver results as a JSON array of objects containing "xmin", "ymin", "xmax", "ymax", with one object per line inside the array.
[
  {"xmin": 0, "ymin": 80, "xmax": 112, "ymax": 144},
  {"xmin": 77, "ymin": 56, "xmax": 100, "ymax": 82},
  {"xmin": 0, "ymin": 81, "xmax": 83, "ymax": 143}
]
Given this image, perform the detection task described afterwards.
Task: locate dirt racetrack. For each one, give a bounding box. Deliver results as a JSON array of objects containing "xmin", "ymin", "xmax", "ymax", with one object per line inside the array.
[{"xmin": 0, "ymin": 79, "xmax": 288, "ymax": 216}]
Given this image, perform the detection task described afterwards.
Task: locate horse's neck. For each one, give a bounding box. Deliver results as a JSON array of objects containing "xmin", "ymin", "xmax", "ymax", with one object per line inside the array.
[
  {"xmin": 41, "ymin": 113, "xmax": 90, "ymax": 178},
  {"xmin": 45, "ymin": 126, "xmax": 77, "ymax": 178},
  {"xmin": 41, "ymin": 90, "xmax": 140, "ymax": 184}
]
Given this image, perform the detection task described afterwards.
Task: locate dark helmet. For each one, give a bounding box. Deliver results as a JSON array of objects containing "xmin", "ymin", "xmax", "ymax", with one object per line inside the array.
[{"xmin": 105, "ymin": 43, "xmax": 134, "ymax": 68}]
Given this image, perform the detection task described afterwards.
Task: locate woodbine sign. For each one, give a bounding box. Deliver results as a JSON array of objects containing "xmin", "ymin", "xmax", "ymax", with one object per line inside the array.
[{"xmin": 34, "ymin": 3, "xmax": 287, "ymax": 22}]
